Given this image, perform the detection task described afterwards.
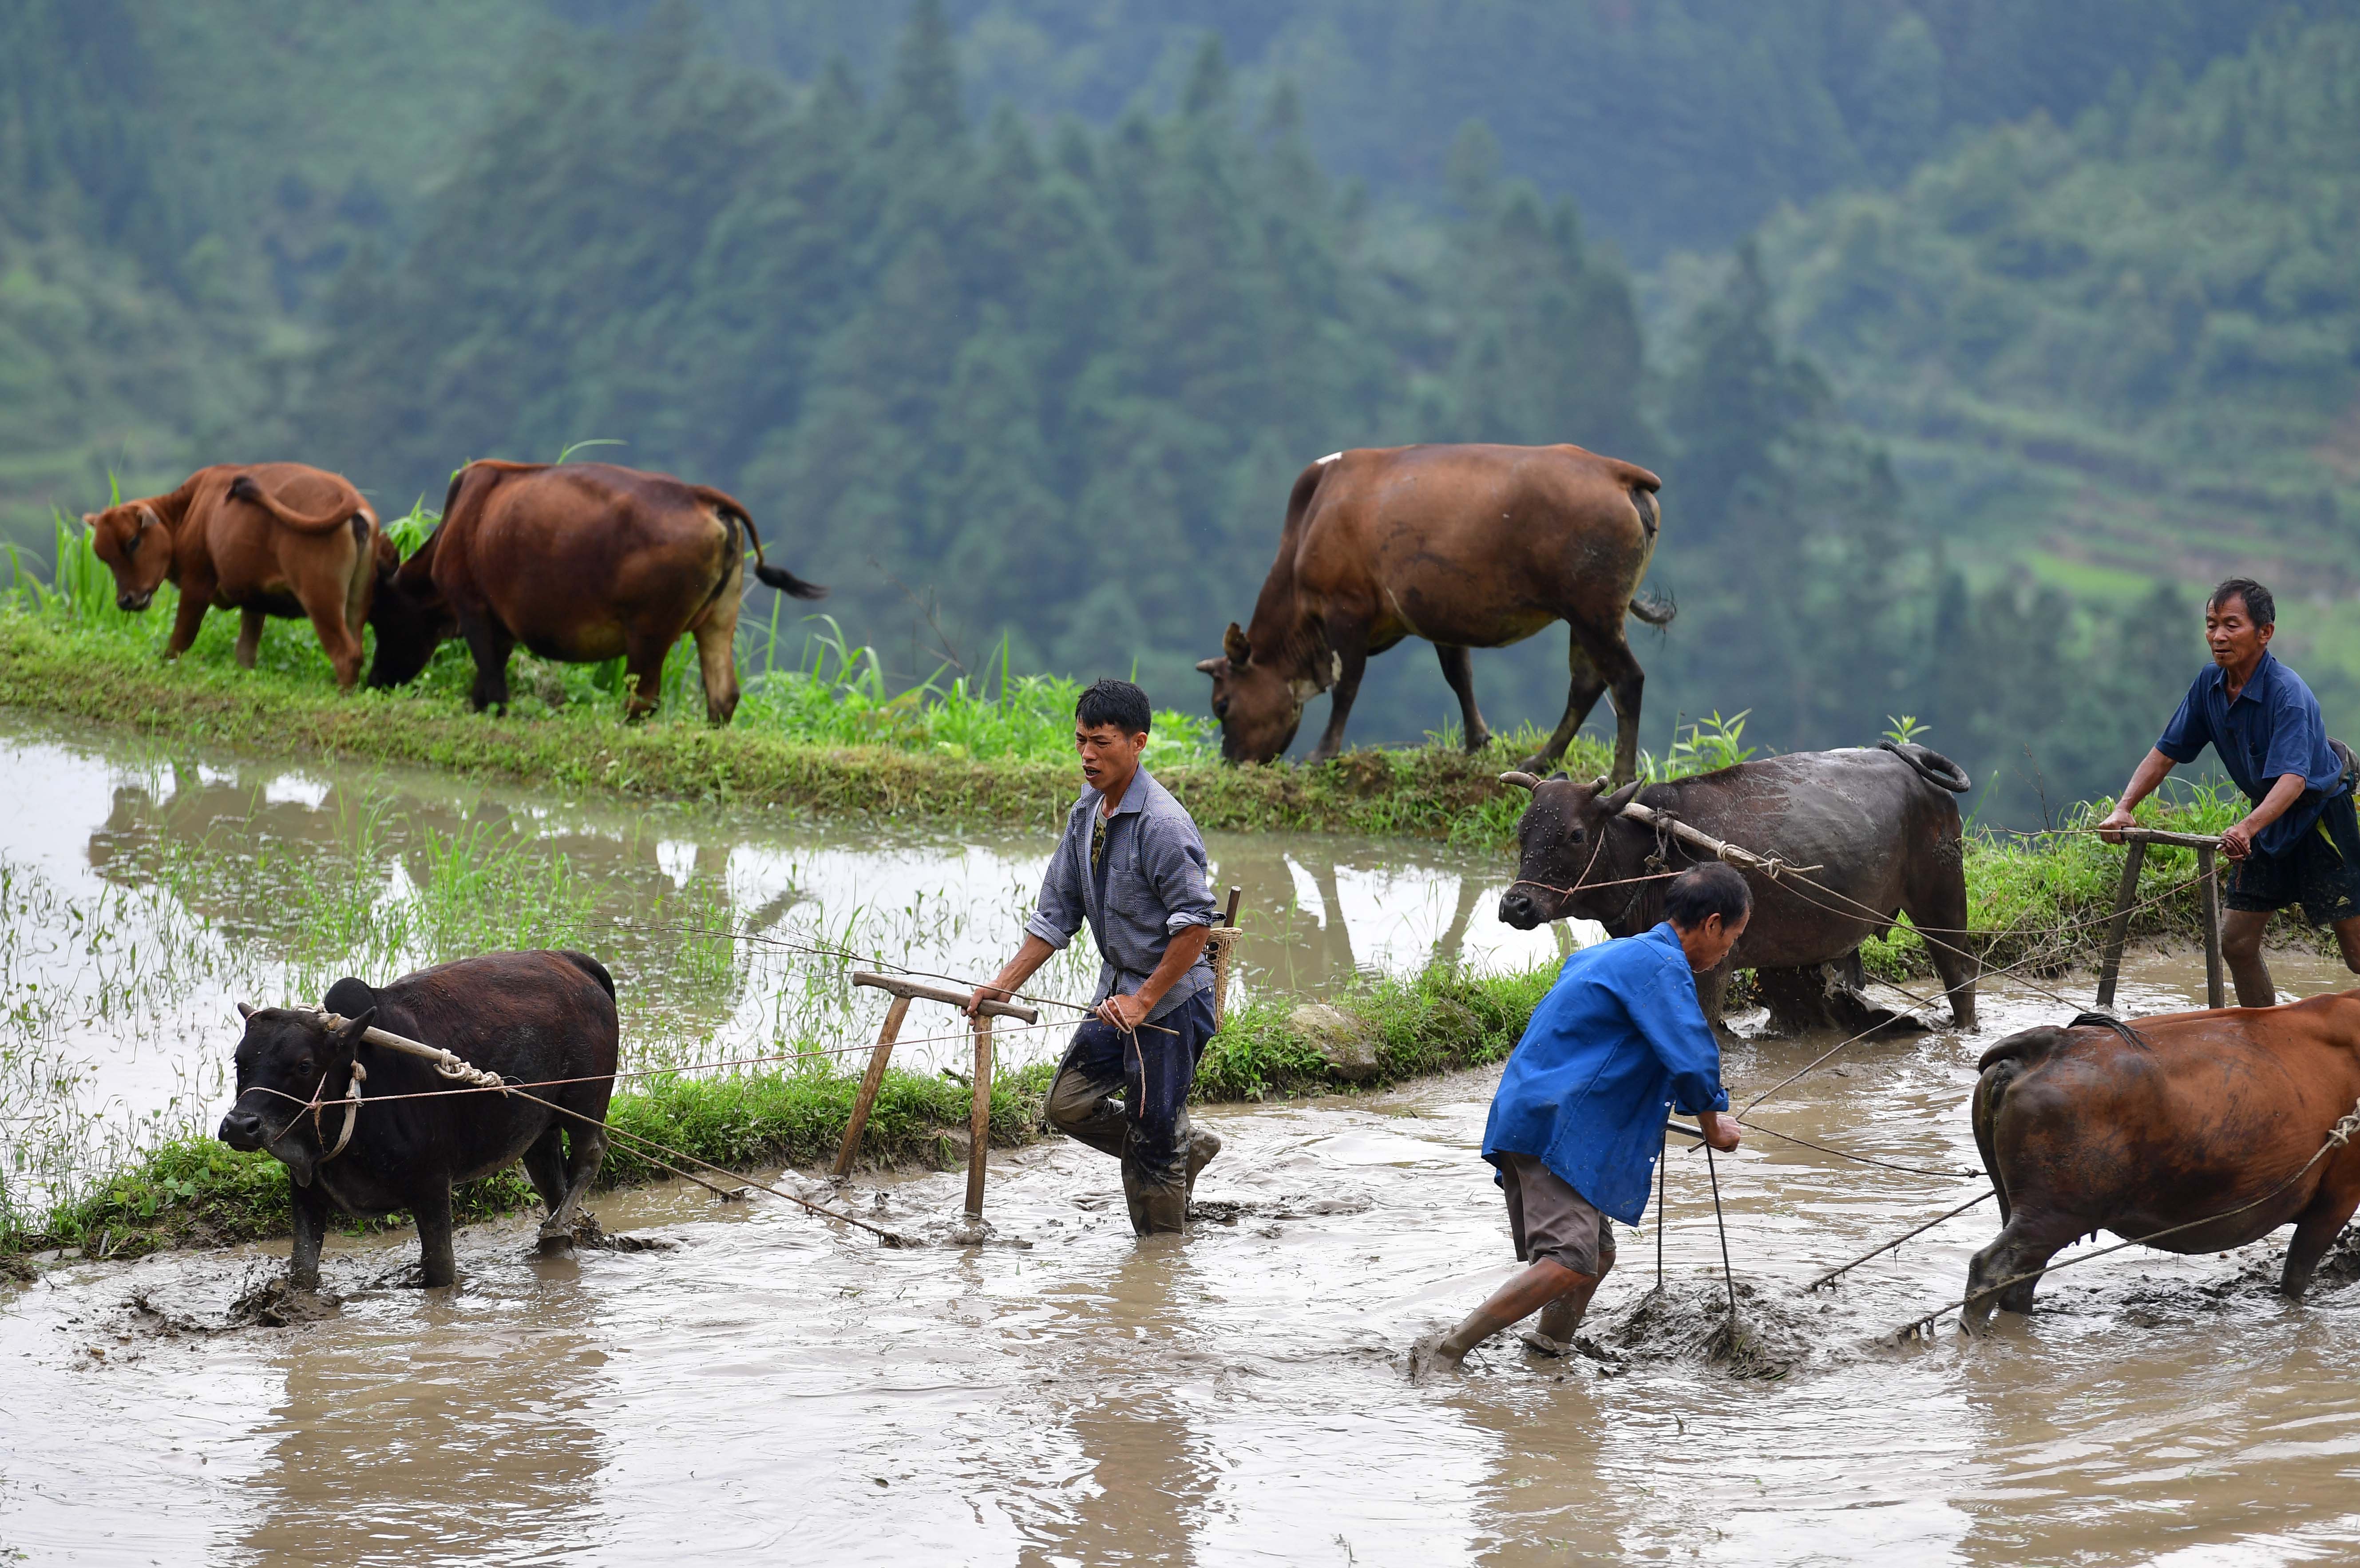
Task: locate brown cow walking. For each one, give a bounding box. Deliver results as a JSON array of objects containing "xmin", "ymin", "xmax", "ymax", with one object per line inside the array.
[
  {"xmin": 1966, "ymin": 999, "xmax": 2360, "ymax": 1331},
  {"xmin": 83, "ymin": 463, "xmax": 381, "ymax": 687},
  {"xmin": 1196, "ymin": 443, "xmax": 1671, "ymax": 779},
  {"xmin": 367, "ymin": 461, "xmax": 824, "ymax": 723}
]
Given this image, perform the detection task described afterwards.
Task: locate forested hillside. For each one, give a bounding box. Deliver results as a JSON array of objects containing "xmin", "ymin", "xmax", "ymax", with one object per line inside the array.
[
  {"xmin": 1, "ymin": 0, "xmax": 2346, "ymax": 822},
  {"xmin": 1754, "ymin": 12, "xmax": 2360, "ymax": 568}
]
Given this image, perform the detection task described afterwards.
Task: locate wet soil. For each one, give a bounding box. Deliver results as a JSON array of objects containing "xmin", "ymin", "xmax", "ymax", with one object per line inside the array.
[{"xmin": 13, "ymin": 713, "xmax": 2360, "ymax": 1563}]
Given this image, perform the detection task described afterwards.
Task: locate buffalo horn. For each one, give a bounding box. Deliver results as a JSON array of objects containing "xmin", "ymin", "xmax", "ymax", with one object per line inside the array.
[
  {"xmin": 1587, "ymin": 775, "xmax": 1609, "ymax": 792},
  {"xmin": 1498, "ymin": 771, "xmax": 1540, "ymax": 791}
]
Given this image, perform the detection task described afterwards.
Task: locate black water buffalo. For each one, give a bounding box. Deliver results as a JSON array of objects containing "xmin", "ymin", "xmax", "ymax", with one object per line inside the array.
[
  {"xmin": 218, "ymin": 949, "xmax": 619, "ymax": 1289},
  {"xmin": 1496, "ymin": 744, "xmax": 1977, "ymax": 1034},
  {"xmin": 1966, "ymin": 999, "xmax": 2360, "ymax": 1330}
]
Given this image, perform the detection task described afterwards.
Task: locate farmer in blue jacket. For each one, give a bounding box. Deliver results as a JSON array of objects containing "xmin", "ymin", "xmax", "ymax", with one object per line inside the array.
[{"xmin": 1412, "ymin": 863, "xmax": 1749, "ymax": 1378}]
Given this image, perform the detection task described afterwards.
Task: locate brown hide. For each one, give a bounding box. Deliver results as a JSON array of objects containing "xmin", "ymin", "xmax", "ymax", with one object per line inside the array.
[
  {"xmin": 1197, "ymin": 443, "xmax": 1667, "ymax": 777},
  {"xmin": 83, "ymin": 463, "xmax": 380, "ymax": 687},
  {"xmin": 368, "ymin": 461, "xmax": 823, "ymax": 723},
  {"xmin": 1964, "ymin": 997, "xmax": 2360, "ymax": 1329}
]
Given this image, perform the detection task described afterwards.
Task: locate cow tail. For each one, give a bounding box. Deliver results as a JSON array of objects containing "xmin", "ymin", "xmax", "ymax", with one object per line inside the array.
[
  {"xmin": 700, "ymin": 487, "xmax": 826, "ymax": 600},
  {"xmin": 558, "ymin": 949, "xmax": 618, "ymax": 1003},
  {"xmin": 226, "ymin": 473, "xmax": 366, "ymax": 534},
  {"xmin": 1972, "ymin": 1025, "xmax": 2067, "ymax": 1223}
]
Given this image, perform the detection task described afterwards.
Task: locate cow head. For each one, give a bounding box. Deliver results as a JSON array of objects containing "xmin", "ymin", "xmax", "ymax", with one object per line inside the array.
[
  {"xmin": 1196, "ymin": 622, "xmax": 1331, "ymax": 764},
  {"xmin": 365, "ymin": 557, "xmax": 455, "ymax": 688},
  {"xmin": 82, "ymin": 502, "xmax": 173, "ymax": 611},
  {"xmin": 1497, "ymin": 771, "xmax": 1643, "ymax": 930},
  {"xmin": 218, "ymin": 1002, "xmax": 374, "ymax": 1188}
]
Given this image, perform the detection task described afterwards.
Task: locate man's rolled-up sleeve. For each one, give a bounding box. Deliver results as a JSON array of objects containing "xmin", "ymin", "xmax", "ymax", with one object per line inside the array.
[
  {"xmin": 1143, "ymin": 816, "xmax": 1216, "ymax": 934},
  {"xmin": 1023, "ymin": 819, "xmax": 1087, "ymax": 950},
  {"xmin": 1639, "ymin": 963, "xmax": 1730, "ymax": 1115},
  {"xmin": 2155, "ymin": 679, "xmax": 2211, "ymax": 765}
]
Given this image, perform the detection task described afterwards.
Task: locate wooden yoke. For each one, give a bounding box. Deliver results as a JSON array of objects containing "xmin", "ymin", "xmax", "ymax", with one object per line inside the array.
[
  {"xmin": 835, "ymin": 971, "xmax": 1039, "ymax": 1220},
  {"xmin": 2092, "ymin": 827, "xmax": 2226, "ymax": 1012}
]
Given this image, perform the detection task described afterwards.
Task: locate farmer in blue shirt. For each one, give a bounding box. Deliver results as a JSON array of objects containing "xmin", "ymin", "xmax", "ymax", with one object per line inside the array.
[
  {"xmin": 968, "ymin": 678, "xmax": 1221, "ymax": 1236},
  {"xmin": 2099, "ymin": 577, "xmax": 2360, "ymax": 1006},
  {"xmin": 1411, "ymin": 864, "xmax": 1749, "ymax": 1378}
]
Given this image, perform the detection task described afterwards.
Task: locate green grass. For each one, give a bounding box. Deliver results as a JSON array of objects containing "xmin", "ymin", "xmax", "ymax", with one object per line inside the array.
[
  {"xmin": 0, "ymin": 597, "xmax": 1592, "ymax": 844},
  {"xmin": 1863, "ymin": 780, "xmax": 2270, "ymax": 983}
]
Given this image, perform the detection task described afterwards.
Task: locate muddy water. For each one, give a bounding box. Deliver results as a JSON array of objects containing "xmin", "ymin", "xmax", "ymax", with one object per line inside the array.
[
  {"xmin": 0, "ymin": 713, "xmax": 1563, "ymax": 1200},
  {"xmin": 12, "ymin": 718, "xmax": 2360, "ymax": 1563}
]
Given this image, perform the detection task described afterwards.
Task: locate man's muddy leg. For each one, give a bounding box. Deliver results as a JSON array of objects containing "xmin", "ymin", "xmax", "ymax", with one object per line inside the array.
[
  {"xmin": 1410, "ymin": 1259, "xmax": 1590, "ymax": 1379},
  {"xmin": 2221, "ymin": 908, "xmax": 2275, "ymax": 1008},
  {"xmin": 1046, "ymin": 1029, "xmax": 1129, "ymax": 1160},
  {"xmin": 1523, "ymin": 1259, "xmax": 1611, "ymax": 1355}
]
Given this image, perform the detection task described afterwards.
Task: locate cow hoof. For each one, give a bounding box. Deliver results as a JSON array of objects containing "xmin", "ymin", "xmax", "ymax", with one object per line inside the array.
[{"xmin": 536, "ymin": 1227, "xmax": 577, "ymax": 1255}]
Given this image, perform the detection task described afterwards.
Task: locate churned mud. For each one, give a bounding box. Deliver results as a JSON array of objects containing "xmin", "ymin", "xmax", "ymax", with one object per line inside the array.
[{"xmin": 1595, "ymin": 1277, "xmax": 1826, "ymax": 1379}]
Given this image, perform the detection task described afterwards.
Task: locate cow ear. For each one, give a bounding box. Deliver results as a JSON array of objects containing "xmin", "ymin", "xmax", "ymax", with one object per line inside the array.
[
  {"xmin": 81, "ymin": 512, "xmax": 98, "ymax": 531},
  {"xmin": 1223, "ymin": 622, "xmax": 1252, "ymax": 665},
  {"xmin": 235, "ymin": 1001, "xmax": 256, "ymax": 1021},
  {"xmin": 1600, "ymin": 780, "xmax": 1643, "ymax": 815},
  {"xmin": 1195, "ymin": 657, "xmax": 1225, "ymax": 677},
  {"xmin": 333, "ymin": 1007, "xmax": 376, "ymax": 1051}
]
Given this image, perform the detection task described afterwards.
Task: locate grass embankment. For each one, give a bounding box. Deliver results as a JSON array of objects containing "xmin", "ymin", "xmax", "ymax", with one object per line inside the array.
[
  {"xmin": 1864, "ymin": 784, "xmax": 2275, "ymax": 983},
  {"xmin": 5, "ymin": 965, "xmax": 1546, "ymax": 1266},
  {"xmin": 0, "ymin": 606, "xmax": 1578, "ymax": 844}
]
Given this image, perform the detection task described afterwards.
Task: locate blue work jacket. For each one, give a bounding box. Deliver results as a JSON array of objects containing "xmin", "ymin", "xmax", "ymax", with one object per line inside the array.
[
  {"xmin": 2156, "ymin": 653, "xmax": 2347, "ymax": 858},
  {"xmin": 1481, "ymin": 923, "xmax": 1730, "ymax": 1225}
]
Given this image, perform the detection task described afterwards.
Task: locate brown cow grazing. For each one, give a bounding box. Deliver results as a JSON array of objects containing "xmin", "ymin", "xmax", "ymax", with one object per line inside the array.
[
  {"xmin": 1196, "ymin": 443, "xmax": 1671, "ymax": 778},
  {"xmin": 367, "ymin": 460, "xmax": 824, "ymax": 722},
  {"xmin": 1964, "ymin": 1000, "xmax": 2360, "ymax": 1332},
  {"xmin": 83, "ymin": 463, "xmax": 381, "ymax": 687}
]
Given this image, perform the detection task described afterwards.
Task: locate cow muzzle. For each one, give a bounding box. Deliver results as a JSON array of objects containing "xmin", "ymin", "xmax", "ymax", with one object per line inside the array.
[
  {"xmin": 218, "ymin": 1106, "xmax": 268, "ymax": 1151},
  {"xmin": 1497, "ymin": 887, "xmax": 1547, "ymax": 930},
  {"xmin": 117, "ymin": 589, "xmax": 154, "ymax": 612}
]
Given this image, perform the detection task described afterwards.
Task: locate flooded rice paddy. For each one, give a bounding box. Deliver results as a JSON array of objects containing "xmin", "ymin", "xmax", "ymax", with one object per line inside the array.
[{"xmin": 9, "ymin": 713, "xmax": 2360, "ymax": 1564}]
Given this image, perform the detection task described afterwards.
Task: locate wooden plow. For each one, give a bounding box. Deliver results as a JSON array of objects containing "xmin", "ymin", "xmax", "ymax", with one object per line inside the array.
[
  {"xmin": 2092, "ymin": 826, "xmax": 2226, "ymax": 1011},
  {"xmin": 832, "ymin": 973, "xmax": 1037, "ymax": 1216}
]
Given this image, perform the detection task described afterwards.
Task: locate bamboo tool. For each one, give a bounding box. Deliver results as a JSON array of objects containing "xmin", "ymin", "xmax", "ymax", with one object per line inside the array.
[
  {"xmin": 837, "ymin": 972, "xmax": 1039, "ymax": 1215},
  {"xmin": 2091, "ymin": 827, "xmax": 2225, "ymax": 1011},
  {"xmin": 1207, "ymin": 885, "xmax": 1243, "ymax": 1026}
]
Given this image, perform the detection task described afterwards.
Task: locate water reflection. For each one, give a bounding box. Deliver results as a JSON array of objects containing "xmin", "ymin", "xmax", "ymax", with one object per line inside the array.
[
  {"xmin": 1018, "ymin": 1243, "xmax": 1212, "ymax": 1567},
  {"xmin": 238, "ymin": 1261, "xmax": 612, "ymax": 1566}
]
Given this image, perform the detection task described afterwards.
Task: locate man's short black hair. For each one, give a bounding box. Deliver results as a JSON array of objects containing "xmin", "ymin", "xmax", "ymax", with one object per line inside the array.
[
  {"xmin": 1664, "ymin": 863, "xmax": 1752, "ymax": 930},
  {"xmin": 1076, "ymin": 677, "xmax": 1152, "ymax": 736},
  {"xmin": 2209, "ymin": 577, "xmax": 2275, "ymax": 628}
]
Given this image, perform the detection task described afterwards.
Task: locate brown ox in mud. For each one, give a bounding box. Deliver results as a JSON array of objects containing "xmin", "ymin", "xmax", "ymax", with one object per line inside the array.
[
  {"xmin": 1965, "ymin": 1000, "xmax": 2360, "ymax": 1330},
  {"xmin": 1496, "ymin": 745, "xmax": 1977, "ymax": 1034},
  {"xmin": 83, "ymin": 463, "xmax": 382, "ymax": 687},
  {"xmin": 368, "ymin": 461, "xmax": 824, "ymax": 722},
  {"xmin": 1196, "ymin": 443, "xmax": 1671, "ymax": 778}
]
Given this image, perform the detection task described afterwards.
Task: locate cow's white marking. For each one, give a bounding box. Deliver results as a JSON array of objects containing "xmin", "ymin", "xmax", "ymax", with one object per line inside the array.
[{"xmin": 1317, "ymin": 451, "xmax": 1342, "ymax": 465}]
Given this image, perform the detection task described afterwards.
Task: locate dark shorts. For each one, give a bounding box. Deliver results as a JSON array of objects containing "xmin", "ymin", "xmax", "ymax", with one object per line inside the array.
[
  {"xmin": 2225, "ymin": 792, "xmax": 2360, "ymax": 928},
  {"xmin": 1498, "ymin": 1151, "xmax": 1616, "ymax": 1277}
]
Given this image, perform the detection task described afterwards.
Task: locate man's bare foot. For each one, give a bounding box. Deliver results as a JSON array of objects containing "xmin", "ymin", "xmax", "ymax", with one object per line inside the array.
[{"xmin": 1408, "ymin": 1331, "xmax": 1466, "ymax": 1381}]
